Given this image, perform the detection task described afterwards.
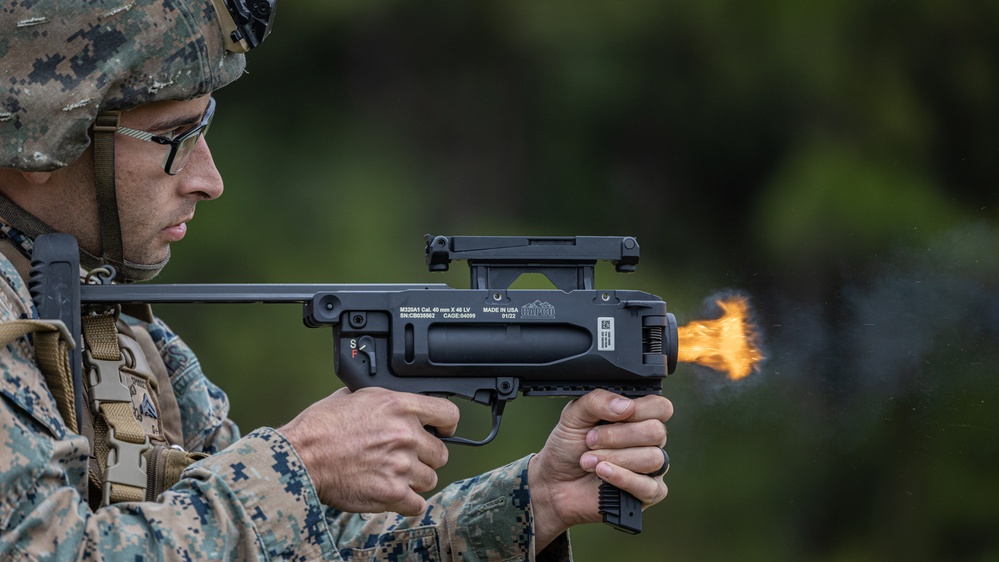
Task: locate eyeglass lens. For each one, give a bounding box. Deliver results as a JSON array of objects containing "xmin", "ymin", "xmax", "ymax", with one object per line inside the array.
[
  {"xmin": 168, "ymin": 122, "xmax": 211, "ymax": 174},
  {"xmin": 166, "ymin": 99, "xmax": 215, "ymax": 174}
]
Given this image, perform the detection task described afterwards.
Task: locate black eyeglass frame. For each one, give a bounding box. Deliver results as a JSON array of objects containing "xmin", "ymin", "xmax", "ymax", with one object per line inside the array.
[{"xmin": 114, "ymin": 97, "xmax": 216, "ymax": 175}]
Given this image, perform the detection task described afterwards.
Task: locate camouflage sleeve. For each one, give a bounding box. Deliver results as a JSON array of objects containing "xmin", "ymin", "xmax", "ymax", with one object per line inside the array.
[
  {"xmin": 0, "ymin": 405, "xmax": 343, "ymax": 560},
  {"xmin": 0, "ymin": 262, "xmax": 341, "ymax": 559},
  {"xmin": 325, "ymin": 455, "xmax": 573, "ymax": 562},
  {"xmin": 143, "ymin": 317, "xmax": 240, "ymax": 454}
]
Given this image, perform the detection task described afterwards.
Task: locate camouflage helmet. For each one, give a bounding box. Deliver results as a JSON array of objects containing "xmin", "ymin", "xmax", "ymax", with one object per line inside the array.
[{"xmin": 0, "ymin": 0, "xmax": 257, "ymax": 171}]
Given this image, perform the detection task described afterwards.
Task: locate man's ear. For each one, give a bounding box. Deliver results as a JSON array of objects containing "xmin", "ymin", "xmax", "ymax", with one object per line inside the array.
[{"xmin": 20, "ymin": 171, "xmax": 53, "ymax": 185}]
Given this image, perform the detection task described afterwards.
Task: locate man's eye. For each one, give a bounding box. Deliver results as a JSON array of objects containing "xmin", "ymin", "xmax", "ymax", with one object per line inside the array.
[{"xmin": 159, "ymin": 122, "xmax": 197, "ymax": 138}]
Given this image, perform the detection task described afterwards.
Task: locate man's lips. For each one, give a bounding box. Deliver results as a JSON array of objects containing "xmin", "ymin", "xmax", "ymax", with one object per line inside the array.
[{"xmin": 161, "ymin": 218, "xmax": 190, "ymax": 242}]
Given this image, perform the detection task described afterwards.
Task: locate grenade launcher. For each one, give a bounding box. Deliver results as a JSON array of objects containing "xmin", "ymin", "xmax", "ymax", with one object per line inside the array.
[{"xmin": 29, "ymin": 233, "xmax": 678, "ymax": 534}]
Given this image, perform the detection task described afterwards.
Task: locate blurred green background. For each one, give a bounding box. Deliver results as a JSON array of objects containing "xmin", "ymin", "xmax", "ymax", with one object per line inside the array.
[{"xmin": 156, "ymin": 1, "xmax": 998, "ymax": 559}]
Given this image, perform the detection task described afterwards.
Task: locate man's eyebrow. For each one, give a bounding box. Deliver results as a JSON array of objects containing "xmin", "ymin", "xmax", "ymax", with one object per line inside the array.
[{"xmin": 143, "ymin": 113, "xmax": 201, "ymax": 133}]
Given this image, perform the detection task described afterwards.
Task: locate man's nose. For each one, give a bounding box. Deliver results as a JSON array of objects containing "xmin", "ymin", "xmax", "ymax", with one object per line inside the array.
[{"xmin": 181, "ymin": 137, "xmax": 224, "ymax": 200}]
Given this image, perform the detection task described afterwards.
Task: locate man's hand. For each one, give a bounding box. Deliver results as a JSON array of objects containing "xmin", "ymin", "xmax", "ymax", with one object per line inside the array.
[
  {"xmin": 528, "ymin": 389, "xmax": 673, "ymax": 548},
  {"xmin": 278, "ymin": 387, "xmax": 459, "ymax": 515}
]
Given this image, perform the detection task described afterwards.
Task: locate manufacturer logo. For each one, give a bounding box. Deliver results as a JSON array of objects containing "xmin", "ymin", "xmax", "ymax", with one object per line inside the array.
[{"xmin": 521, "ymin": 300, "xmax": 556, "ymax": 318}]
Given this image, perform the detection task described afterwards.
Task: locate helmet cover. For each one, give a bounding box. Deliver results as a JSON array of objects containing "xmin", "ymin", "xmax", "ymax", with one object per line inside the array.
[{"xmin": 0, "ymin": 0, "xmax": 246, "ymax": 171}]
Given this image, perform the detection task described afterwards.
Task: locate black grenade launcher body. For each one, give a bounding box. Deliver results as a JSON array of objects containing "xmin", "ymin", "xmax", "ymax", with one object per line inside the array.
[{"xmin": 29, "ymin": 233, "xmax": 678, "ymax": 534}]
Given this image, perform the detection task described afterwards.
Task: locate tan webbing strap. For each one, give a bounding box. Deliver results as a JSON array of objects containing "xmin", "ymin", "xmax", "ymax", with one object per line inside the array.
[
  {"xmin": 145, "ymin": 445, "xmax": 208, "ymax": 502},
  {"xmin": 0, "ymin": 319, "xmax": 78, "ymax": 433},
  {"xmin": 83, "ymin": 312, "xmax": 151, "ymax": 505},
  {"xmin": 92, "ymin": 111, "xmax": 124, "ymax": 265},
  {"xmin": 3, "ymin": 309, "xmax": 205, "ymax": 504}
]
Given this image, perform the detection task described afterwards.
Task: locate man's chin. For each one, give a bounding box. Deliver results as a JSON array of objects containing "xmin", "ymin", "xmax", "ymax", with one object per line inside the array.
[{"xmin": 119, "ymin": 247, "xmax": 171, "ymax": 282}]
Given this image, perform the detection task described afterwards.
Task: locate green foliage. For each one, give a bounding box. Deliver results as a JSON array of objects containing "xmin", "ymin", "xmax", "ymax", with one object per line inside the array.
[
  {"xmin": 753, "ymin": 141, "xmax": 962, "ymax": 273},
  {"xmin": 156, "ymin": 1, "xmax": 999, "ymax": 559}
]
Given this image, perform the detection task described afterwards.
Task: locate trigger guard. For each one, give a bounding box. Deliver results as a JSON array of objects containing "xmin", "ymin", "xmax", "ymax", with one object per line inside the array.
[{"xmin": 439, "ymin": 398, "xmax": 508, "ymax": 446}]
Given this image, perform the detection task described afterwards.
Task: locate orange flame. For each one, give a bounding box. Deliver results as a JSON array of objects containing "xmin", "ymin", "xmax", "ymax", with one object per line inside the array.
[{"xmin": 677, "ymin": 294, "xmax": 764, "ymax": 380}]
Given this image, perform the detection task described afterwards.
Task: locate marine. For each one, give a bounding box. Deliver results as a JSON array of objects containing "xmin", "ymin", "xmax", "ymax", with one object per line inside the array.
[{"xmin": 0, "ymin": 1, "xmax": 673, "ymax": 559}]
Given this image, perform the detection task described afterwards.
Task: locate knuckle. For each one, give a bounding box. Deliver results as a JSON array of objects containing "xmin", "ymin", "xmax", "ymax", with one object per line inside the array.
[
  {"xmin": 405, "ymin": 497, "xmax": 428, "ymax": 516},
  {"xmin": 592, "ymin": 426, "xmax": 613, "ymax": 448},
  {"xmin": 581, "ymin": 389, "xmax": 610, "ymax": 409},
  {"xmin": 659, "ymin": 481, "xmax": 669, "ymax": 501},
  {"xmin": 434, "ymin": 443, "xmax": 449, "ymax": 469},
  {"xmin": 446, "ymin": 400, "xmax": 460, "ymax": 421},
  {"xmin": 662, "ymin": 397, "xmax": 675, "ymax": 420},
  {"xmin": 643, "ymin": 419, "xmax": 667, "ymax": 444},
  {"xmin": 421, "ymin": 469, "xmax": 439, "ymax": 492},
  {"xmin": 649, "ymin": 448, "xmax": 664, "ymax": 470},
  {"xmin": 382, "ymin": 426, "xmax": 410, "ymax": 449},
  {"xmin": 383, "ymin": 482, "xmax": 412, "ymax": 506},
  {"xmin": 386, "ymin": 419, "xmax": 422, "ymax": 446},
  {"xmin": 650, "ymin": 481, "xmax": 669, "ymax": 505},
  {"xmin": 382, "ymin": 391, "xmax": 410, "ymax": 412},
  {"xmin": 639, "ymin": 477, "xmax": 668, "ymax": 507},
  {"xmin": 384, "ymin": 453, "xmax": 410, "ymax": 477},
  {"xmin": 656, "ymin": 422, "xmax": 668, "ymax": 446}
]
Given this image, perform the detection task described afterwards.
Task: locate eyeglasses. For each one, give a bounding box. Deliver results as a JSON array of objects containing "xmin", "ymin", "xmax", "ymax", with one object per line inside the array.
[{"xmin": 114, "ymin": 97, "xmax": 216, "ymax": 175}]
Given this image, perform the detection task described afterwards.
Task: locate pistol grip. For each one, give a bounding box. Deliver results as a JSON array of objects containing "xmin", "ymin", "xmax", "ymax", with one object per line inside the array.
[{"xmin": 598, "ymin": 481, "xmax": 643, "ymax": 534}]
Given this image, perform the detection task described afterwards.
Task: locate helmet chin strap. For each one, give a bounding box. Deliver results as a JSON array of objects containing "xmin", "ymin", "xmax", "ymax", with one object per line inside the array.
[
  {"xmin": 90, "ymin": 111, "xmax": 169, "ymax": 283},
  {"xmin": 78, "ymin": 246, "xmax": 170, "ymax": 283},
  {"xmin": 0, "ymin": 192, "xmax": 168, "ymax": 283}
]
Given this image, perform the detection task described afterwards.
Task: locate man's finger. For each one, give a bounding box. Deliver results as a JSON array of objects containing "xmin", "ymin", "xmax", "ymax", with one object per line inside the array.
[
  {"xmin": 413, "ymin": 395, "xmax": 461, "ymax": 437},
  {"xmin": 561, "ymin": 389, "xmax": 636, "ymax": 428},
  {"xmin": 629, "ymin": 394, "xmax": 674, "ymax": 424},
  {"xmin": 409, "ymin": 463, "xmax": 440, "ymax": 494},
  {"xmin": 581, "ymin": 446, "xmax": 668, "ymax": 476},
  {"xmin": 390, "ymin": 491, "xmax": 429, "ymax": 517},
  {"xmin": 594, "ymin": 461, "xmax": 669, "ymax": 508},
  {"xmin": 586, "ymin": 418, "xmax": 668, "ymax": 450},
  {"xmin": 416, "ymin": 434, "xmax": 450, "ymax": 470}
]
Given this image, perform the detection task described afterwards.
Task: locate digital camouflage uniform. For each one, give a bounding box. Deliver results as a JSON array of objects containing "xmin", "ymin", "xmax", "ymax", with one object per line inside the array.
[{"xmin": 0, "ymin": 0, "xmax": 572, "ymax": 559}]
